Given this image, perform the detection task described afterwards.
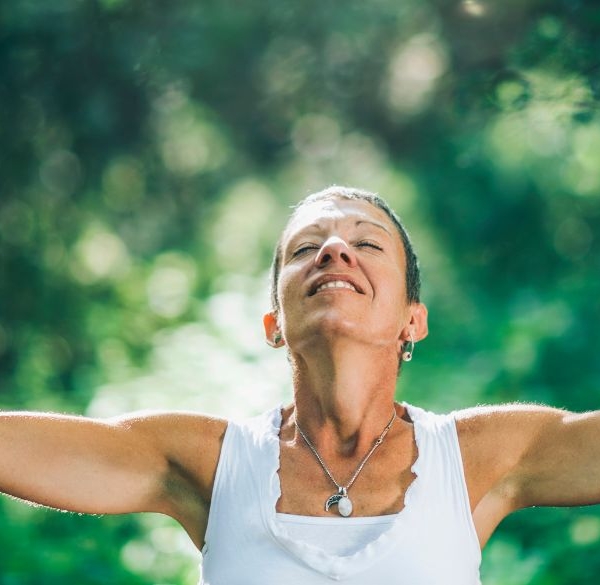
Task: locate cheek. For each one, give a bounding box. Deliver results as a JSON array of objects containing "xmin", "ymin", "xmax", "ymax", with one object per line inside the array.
[
  {"xmin": 376, "ymin": 266, "xmax": 404, "ymax": 300},
  {"xmin": 377, "ymin": 274, "xmax": 409, "ymax": 323},
  {"xmin": 277, "ymin": 272, "xmax": 293, "ymax": 308},
  {"xmin": 276, "ymin": 269, "xmax": 302, "ymax": 322}
]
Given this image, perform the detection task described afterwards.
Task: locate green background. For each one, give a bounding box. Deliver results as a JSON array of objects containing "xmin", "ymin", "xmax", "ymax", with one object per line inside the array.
[{"xmin": 1, "ymin": 0, "xmax": 600, "ymax": 582}]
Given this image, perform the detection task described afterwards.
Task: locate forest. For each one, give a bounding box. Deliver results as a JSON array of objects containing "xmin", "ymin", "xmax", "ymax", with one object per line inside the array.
[{"xmin": 1, "ymin": 0, "xmax": 600, "ymax": 583}]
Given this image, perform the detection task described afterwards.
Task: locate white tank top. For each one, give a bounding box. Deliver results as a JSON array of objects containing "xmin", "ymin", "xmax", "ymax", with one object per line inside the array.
[
  {"xmin": 275, "ymin": 512, "xmax": 399, "ymax": 556},
  {"xmin": 200, "ymin": 404, "xmax": 481, "ymax": 584}
]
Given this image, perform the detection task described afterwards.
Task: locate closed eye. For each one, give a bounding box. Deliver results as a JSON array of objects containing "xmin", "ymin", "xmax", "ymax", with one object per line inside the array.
[
  {"xmin": 292, "ymin": 244, "xmax": 320, "ymax": 257},
  {"xmin": 356, "ymin": 240, "xmax": 383, "ymax": 251}
]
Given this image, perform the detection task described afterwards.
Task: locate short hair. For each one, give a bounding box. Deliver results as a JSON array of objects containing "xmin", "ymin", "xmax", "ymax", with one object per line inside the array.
[{"xmin": 269, "ymin": 186, "xmax": 421, "ymax": 312}]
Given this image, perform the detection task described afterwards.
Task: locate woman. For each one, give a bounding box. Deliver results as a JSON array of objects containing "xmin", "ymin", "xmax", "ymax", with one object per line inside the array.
[{"xmin": 1, "ymin": 186, "xmax": 599, "ymax": 584}]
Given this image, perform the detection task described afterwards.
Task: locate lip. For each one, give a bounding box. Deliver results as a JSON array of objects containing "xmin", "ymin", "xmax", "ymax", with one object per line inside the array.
[{"xmin": 308, "ymin": 274, "xmax": 365, "ymax": 296}]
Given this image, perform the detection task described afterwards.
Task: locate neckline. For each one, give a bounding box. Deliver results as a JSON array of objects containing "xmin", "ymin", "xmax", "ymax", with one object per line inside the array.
[
  {"xmin": 275, "ymin": 512, "xmax": 400, "ymax": 525},
  {"xmin": 260, "ymin": 403, "xmax": 425, "ymax": 579}
]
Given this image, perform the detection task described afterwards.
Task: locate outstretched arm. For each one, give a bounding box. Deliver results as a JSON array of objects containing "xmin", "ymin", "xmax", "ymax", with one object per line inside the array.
[
  {"xmin": 0, "ymin": 410, "xmax": 227, "ymax": 547},
  {"xmin": 457, "ymin": 405, "xmax": 600, "ymax": 547},
  {"xmin": 510, "ymin": 408, "xmax": 600, "ymax": 507}
]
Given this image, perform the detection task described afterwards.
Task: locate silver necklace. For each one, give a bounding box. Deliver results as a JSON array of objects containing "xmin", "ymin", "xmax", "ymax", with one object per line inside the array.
[{"xmin": 294, "ymin": 408, "xmax": 397, "ymax": 517}]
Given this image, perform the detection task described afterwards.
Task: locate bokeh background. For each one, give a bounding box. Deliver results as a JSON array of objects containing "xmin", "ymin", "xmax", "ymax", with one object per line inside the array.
[{"xmin": 1, "ymin": 0, "xmax": 600, "ymax": 583}]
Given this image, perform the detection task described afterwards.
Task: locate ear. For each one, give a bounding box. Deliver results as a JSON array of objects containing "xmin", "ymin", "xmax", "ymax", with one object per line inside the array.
[
  {"xmin": 409, "ymin": 302, "xmax": 428, "ymax": 342},
  {"xmin": 263, "ymin": 312, "xmax": 285, "ymax": 348},
  {"xmin": 397, "ymin": 302, "xmax": 429, "ymax": 353}
]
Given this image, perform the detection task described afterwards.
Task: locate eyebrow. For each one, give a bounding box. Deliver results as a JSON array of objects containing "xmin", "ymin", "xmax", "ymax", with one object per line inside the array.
[
  {"xmin": 294, "ymin": 220, "xmax": 391, "ymax": 235},
  {"xmin": 355, "ymin": 219, "xmax": 391, "ymax": 235}
]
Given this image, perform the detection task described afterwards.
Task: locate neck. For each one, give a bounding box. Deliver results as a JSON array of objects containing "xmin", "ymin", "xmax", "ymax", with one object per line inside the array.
[{"xmin": 289, "ymin": 339, "xmax": 400, "ymax": 457}]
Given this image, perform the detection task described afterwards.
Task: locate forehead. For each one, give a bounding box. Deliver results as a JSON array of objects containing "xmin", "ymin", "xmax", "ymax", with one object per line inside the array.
[{"xmin": 284, "ymin": 198, "xmax": 398, "ymax": 241}]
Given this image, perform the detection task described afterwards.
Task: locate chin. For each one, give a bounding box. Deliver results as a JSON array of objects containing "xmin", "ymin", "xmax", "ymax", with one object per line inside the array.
[{"xmin": 303, "ymin": 312, "xmax": 364, "ymax": 342}]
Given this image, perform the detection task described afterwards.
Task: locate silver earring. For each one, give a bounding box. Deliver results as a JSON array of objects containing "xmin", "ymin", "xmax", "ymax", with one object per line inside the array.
[
  {"xmin": 402, "ymin": 333, "xmax": 414, "ymax": 362},
  {"xmin": 266, "ymin": 332, "xmax": 282, "ymax": 347}
]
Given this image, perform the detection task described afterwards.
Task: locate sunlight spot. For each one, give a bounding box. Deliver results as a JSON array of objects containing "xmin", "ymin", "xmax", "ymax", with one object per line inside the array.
[
  {"xmin": 71, "ymin": 225, "xmax": 131, "ymax": 283},
  {"xmin": 570, "ymin": 516, "xmax": 600, "ymax": 546},
  {"xmin": 209, "ymin": 179, "xmax": 278, "ymax": 274},
  {"xmin": 385, "ymin": 34, "xmax": 448, "ymax": 116},
  {"xmin": 461, "ymin": 0, "xmax": 487, "ymax": 17},
  {"xmin": 155, "ymin": 90, "xmax": 229, "ymax": 176},
  {"xmin": 121, "ymin": 540, "xmax": 157, "ymax": 573},
  {"xmin": 146, "ymin": 253, "xmax": 197, "ymax": 319}
]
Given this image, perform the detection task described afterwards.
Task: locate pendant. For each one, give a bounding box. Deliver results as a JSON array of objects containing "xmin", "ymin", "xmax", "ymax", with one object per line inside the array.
[
  {"xmin": 338, "ymin": 495, "xmax": 353, "ymax": 517},
  {"xmin": 325, "ymin": 488, "xmax": 353, "ymax": 517}
]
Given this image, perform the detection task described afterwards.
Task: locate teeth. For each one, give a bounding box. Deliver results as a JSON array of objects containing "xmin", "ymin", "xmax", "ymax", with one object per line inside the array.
[{"xmin": 316, "ymin": 280, "xmax": 357, "ymax": 293}]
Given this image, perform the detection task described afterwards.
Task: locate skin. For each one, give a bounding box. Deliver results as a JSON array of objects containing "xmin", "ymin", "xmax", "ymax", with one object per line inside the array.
[{"xmin": 2, "ymin": 196, "xmax": 600, "ymax": 555}]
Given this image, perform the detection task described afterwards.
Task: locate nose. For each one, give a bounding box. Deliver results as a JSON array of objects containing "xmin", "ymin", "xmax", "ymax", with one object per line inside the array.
[{"xmin": 314, "ymin": 236, "xmax": 357, "ymax": 268}]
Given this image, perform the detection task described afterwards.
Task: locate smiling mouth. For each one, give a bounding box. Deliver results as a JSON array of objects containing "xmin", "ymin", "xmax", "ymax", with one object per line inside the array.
[{"xmin": 314, "ymin": 280, "xmax": 358, "ymax": 294}]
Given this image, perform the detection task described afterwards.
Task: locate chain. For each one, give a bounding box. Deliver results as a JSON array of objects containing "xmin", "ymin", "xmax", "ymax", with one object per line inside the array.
[{"xmin": 294, "ymin": 408, "xmax": 397, "ymax": 492}]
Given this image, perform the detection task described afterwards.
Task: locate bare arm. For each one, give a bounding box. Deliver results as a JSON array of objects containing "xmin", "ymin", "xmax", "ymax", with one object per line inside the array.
[
  {"xmin": 0, "ymin": 410, "xmax": 227, "ymax": 546},
  {"xmin": 510, "ymin": 408, "xmax": 600, "ymax": 507},
  {"xmin": 457, "ymin": 404, "xmax": 600, "ymax": 547}
]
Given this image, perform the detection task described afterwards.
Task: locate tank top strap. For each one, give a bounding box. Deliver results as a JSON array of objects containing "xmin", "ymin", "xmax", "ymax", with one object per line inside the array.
[{"xmin": 403, "ymin": 403, "xmax": 479, "ymax": 553}]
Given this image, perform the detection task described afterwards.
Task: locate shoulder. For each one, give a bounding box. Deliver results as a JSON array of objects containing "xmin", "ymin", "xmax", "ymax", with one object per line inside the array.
[
  {"xmin": 115, "ymin": 407, "xmax": 282, "ymax": 484},
  {"xmin": 454, "ymin": 403, "xmax": 568, "ymax": 468},
  {"xmin": 111, "ymin": 410, "xmax": 229, "ymax": 498},
  {"xmin": 405, "ymin": 402, "xmax": 567, "ymax": 451},
  {"xmin": 453, "ymin": 403, "xmax": 569, "ymax": 507},
  {"xmin": 454, "ymin": 402, "xmax": 567, "ymax": 443},
  {"xmin": 111, "ymin": 410, "xmax": 229, "ymax": 448}
]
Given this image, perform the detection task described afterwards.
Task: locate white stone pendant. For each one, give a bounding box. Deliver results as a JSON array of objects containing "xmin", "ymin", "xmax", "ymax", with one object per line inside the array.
[
  {"xmin": 338, "ymin": 496, "xmax": 353, "ymax": 517},
  {"xmin": 325, "ymin": 489, "xmax": 353, "ymax": 517}
]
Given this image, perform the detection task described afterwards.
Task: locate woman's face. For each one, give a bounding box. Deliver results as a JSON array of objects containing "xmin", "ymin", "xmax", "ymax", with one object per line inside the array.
[{"xmin": 273, "ymin": 198, "xmax": 418, "ymax": 354}]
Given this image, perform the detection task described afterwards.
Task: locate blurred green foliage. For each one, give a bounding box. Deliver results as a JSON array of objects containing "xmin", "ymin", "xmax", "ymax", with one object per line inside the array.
[{"xmin": 1, "ymin": 0, "xmax": 600, "ymax": 582}]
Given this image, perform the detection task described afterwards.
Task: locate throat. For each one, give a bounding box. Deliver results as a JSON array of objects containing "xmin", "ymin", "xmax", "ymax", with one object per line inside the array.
[
  {"xmin": 277, "ymin": 406, "xmax": 419, "ymax": 519},
  {"xmin": 291, "ymin": 368, "xmax": 398, "ymax": 449}
]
